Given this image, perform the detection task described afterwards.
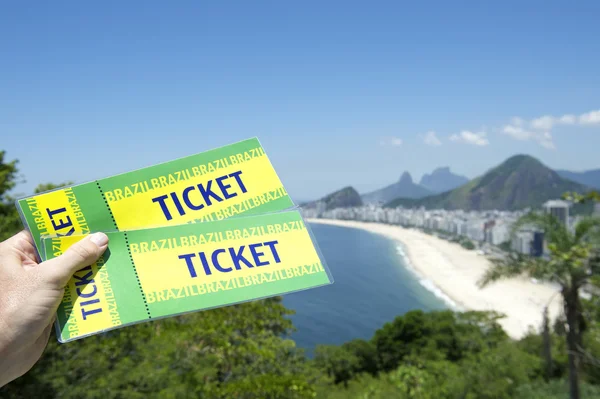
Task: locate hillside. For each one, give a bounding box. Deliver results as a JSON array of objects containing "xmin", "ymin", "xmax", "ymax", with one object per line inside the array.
[
  {"xmin": 302, "ymin": 186, "xmax": 363, "ymax": 210},
  {"xmin": 385, "ymin": 155, "xmax": 590, "ymax": 211},
  {"xmin": 361, "ymin": 172, "xmax": 432, "ymax": 204},
  {"xmin": 557, "ymin": 168, "xmax": 600, "ymax": 189},
  {"xmin": 419, "ymin": 166, "xmax": 469, "ymax": 193}
]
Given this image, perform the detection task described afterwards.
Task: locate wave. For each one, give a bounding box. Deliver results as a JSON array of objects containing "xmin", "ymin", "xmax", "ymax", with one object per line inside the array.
[{"xmin": 395, "ymin": 245, "xmax": 463, "ymax": 311}]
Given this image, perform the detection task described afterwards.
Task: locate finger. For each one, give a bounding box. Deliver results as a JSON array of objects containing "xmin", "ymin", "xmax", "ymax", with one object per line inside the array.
[
  {"xmin": 38, "ymin": 233, "xmax": 109, "ymax": 287},
  {"xmin": 1, "ymin": 231, "xmax": 35, "ymax": 257},
  {"xmin": 0, "ymin": 231, "xmax": 37, "ymax": 273},
  {"xmin": 1, "ymin": 230, "xmax": 33, "ymax": 248},
  {"xmin": 15, "ymin": 231, "xmax": 40, "ymax": 263},
  {"xmin": 11, "ymin": 230, "xmax": 39, "ymax": 265}
]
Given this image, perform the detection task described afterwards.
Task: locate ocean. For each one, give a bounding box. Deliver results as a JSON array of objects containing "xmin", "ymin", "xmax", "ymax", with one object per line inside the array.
[{"xmin": 283, "ymin": 222, "xmax": 452, "ymax": 352}]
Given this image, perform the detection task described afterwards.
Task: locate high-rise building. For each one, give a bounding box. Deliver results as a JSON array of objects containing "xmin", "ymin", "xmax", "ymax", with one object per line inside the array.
[
  {"xmin": 543, "ymin": 200, "xmax": 571, "ymax": 225},
  {"xmin": 595, "ymin": 202, "xmax": 600, "ymax": 216},
  {"xmin": 512, "ymin": 230, "xmax": 534, "ymax": 255},
  {"xmin": 531, "ymin": 231, "xmax": 544, "ymax": 257}
]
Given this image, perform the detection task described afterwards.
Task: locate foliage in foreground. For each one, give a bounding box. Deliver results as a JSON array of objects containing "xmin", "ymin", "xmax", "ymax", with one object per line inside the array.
[
  {"xmin": 5, "ymin": 306, "xmax": 599, "ymax": 399},
  {"xmin": 1, "ymin": 308, "xmax": 575, "ymax": 399},
  {"xmin": 480, "ymin": 210, "xmax": 600, "ymax": 399},
  {"xmin": 514, "ymin": 380, "xmax": 600, "ymax": 399},
  {"xmin": 0, "ymin": 151, "xmax": 21, "ymax": 241},
  {"xmin": 1, "ymin": 298, "xmax": 323, "ymax": 399}
]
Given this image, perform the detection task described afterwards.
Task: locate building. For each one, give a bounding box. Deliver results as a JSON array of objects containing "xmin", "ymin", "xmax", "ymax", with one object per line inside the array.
[
  {"xmin": 543, "ymin": 200, "xmax": 571, "ymax": 225},
  {"xmin": 484, "ymin": 220, "xmax": 495, "ymax": 243},
  {"xmin": 595, "ymin": 202, "xmax": 600, "ymax": 216},
  {"xmin": 510, "ymin": 227, "xmax": 544, "ymax": 256},
  {"xmin": 512, "ymin": 230, "xmax": 534, "ymax": 255},
  {"xmin": 488, "ymin": 223, "xmax": 510, "ymax": 246},
  {"xmin": 531, "ymin": 231, "xmax": 544, "ymax": 257}
]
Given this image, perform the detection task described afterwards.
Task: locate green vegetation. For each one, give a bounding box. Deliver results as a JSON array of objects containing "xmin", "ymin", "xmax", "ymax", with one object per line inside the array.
[
  {"xmin": 1, "ymin": 298, "xmax": 322, "ymax": 399},
  {"xmin": 0, "ymin": 151, "xmax": 21, "ymax": 241},
  {"xmin": 498, "ymin": 240, "xmax": 512, "ymax": 252},
  {"xmin": 481, "ymin": 210, "xmax": 600, "ymax": 399},
  {"xmin": 460, "ymin": 239, "xmax": 475, "ymax": 250},
  {"xmin": 4, "ymin": 304, "xmax": 600, "ymax": 398},
  {"xmin": 564, "ymin": 190, "xmax": 600, "ymax": 205},
  {"xmin": 0, "ymin": 151, "xmax": 73, "ymax": 241},
  {"xmin": 302, "ymin": 186, "xmax": 363, "ymax": 210},
  {"xmin": 386, "ymin": 154, "xmax": 590, "ymax": 211},
  {"xmin": 1, "ymin": 153, "xmax": 600, "ymax": 398},
  {"xmin": 516, "ymin": 381, "xmax": 600, "ymax": 399}
]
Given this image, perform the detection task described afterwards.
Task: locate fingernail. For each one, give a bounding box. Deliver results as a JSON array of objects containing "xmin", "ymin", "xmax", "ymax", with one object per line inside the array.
[{"xmin": 90, "ymin": 232, "xmax": 109, "ymax": 247}]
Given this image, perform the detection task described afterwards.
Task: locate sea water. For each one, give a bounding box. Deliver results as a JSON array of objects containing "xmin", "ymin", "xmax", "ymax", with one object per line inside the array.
[{"xmin": 284, "ymin": 222, "xmax": 453, "ymax": 352}]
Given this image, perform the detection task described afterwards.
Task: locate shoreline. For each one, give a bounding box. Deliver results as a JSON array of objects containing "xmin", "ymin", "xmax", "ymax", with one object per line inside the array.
[
  {"xmin": 393, "ymin": 241, "xmax": 464, "ymax": 311},
  {"xmin": 307, "ymin": 218, "xmax": 562, "ymax": 340}
]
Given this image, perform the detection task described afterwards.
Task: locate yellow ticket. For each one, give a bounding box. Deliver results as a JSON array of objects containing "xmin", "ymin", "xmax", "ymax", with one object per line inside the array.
[
  {"xmin": 17, "ymin": 138, "xmax": 294, "ymax": 256},
  {"xmin": 42, "ymin": 210, "xmax": 333, "ymax": 342}
]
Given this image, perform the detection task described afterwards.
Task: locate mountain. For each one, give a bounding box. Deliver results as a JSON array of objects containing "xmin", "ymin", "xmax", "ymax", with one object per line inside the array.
[
  {"xmin": 361, "ymin": 172, "xmax": 432, "ymax": 204},
  {"xmin": 556, "ymin": 169, "xmax": 600, "ymax": 190},
  {"xmin": 419, "ymin": 167, "xmax": 469, "ymax": 193},
  {"xmin": 302, "ymin": 186, "xmax": 363, "ymax": 210},
  {"xmin": 386, "ymin": 155, "xmax": 590, "ymax": 211}
]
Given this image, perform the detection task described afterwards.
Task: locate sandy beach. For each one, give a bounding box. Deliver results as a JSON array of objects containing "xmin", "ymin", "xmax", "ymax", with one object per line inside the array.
[{"xmin": 307, "ymin": 218, "xmax": 562, "ymax": 339}]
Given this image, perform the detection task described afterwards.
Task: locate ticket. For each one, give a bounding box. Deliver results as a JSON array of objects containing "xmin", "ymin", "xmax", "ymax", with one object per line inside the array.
[
  {"xmin": 42, "ymin": 210, "xmax": 332, "ymax": 342},
  {"xmin": 16, "ymin": 138, "xmax": 294, "ymax": 258}
]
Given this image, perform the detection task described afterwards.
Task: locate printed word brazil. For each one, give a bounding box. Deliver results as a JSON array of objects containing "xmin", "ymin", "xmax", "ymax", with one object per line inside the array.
[
  {"xmin": 151, "ymin": 170, "xmax": 247, "ymax": 221},
  {"xmin": 178, "ymin": 240, "xmax": 281, "ymax": 278}
]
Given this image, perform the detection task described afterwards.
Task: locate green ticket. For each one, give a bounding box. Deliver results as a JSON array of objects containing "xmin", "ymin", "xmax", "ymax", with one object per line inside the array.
[
  {"xmin": 42, "ymin": 210, "xmax": 333, "ymax": 342},
  {"xmin": 17, "ymin": 138, "xmax": 294, "ymax": 257}
]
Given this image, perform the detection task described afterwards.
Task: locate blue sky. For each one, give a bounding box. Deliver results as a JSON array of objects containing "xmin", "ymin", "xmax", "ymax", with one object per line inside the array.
[{"xmin": 2, "ymin": 1, "xmax": 600, "ymax": 201}]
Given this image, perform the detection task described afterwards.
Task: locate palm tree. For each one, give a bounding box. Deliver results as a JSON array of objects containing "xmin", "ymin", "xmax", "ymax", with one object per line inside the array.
[{"xmin": 479, "ymin": 211, "xmax": 600, "ymax": 399}]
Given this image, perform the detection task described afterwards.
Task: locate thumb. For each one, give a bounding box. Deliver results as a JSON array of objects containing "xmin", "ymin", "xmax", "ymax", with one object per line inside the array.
[{"xmin": 39, "ymin": 233, "xmax": 109, "ymax": 287}]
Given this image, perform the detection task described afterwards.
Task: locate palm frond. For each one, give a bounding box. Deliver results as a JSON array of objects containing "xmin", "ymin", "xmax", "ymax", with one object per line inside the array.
[
  {"xmin": 509, "ymin": 212, "xmax": 544, "ymax": 236},
  {"xmin": 510, "ymin": 212, "xmax": 572, "ymax": 251},
  {"xmin": 479, "ymin": 252, "xmax": 567, "ymax": 288},
  {"xmin": 563, "ymin": 191, "xmax": 600, "ymax": 203},
  {"xmin": 575, "ymin": 216, "xmax": 600, "ymax": 244}
]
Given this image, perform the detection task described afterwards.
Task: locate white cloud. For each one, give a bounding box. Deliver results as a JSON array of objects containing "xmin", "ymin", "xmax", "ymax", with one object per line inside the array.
[
  {"xmin": 529, "ymin": 113, "xmax": 577, "ymax": 130},
  {"xmin": 418, "ymin": 108, "xmax": 596, "ymax": 152},
  {"xmin": 380, "ymin": 137, "xmax": 403, "ymax": 146},
  {"xmin": 510, "ymin": 117, "xmax": 525, "ymax": 127},
  {"xmin": 390, "ymin": 137, "xmax": 403, "ymax": 146},
  {"xmin": 530, "ymin": 115, "xmax": 555, "ymax": 130},
  {"xmin": 538, "ymin": 132, "xmax": 555, "ymax": 150},
  {"xmin": 502, "ymin": 124, "xmax": 555, "ymax": 150},
  {"xmin": 421, "ymin": 131, "xmax": 442, "ymax": 146},
  {"xmin": 449, "ymin": 131, "xmax": 489, "ymax": 146},
  {"xmin": 502, "ymin": 108, "xmax": 598, "ymax": 149},
  {"xmin": 559, "ymin": 114, "xmax": 576, "ymax": 124},
  {"xmin": 527, "ymin": 109, "xmax": 597, "ymax": 130},
  {"xmin": 580, "ymin": 109, "xmax": 600, "ymax": 125},
  {"xmin": 503, "ymin": 124, "xmax": 533, "ymax": 140}
]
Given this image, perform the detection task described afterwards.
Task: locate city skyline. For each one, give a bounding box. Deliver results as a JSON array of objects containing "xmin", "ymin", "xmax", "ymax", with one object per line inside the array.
[{"xmin": 301, "ymin": 200, "xmax": 584, "ymax": 258}]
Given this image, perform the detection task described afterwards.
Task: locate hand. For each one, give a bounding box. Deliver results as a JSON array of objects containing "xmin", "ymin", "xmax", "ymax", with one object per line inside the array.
[{"xmin": 0, "ymin": 230, "xmax": 108, "ymax": 387}]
